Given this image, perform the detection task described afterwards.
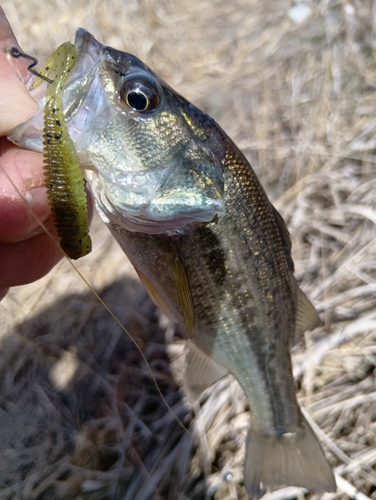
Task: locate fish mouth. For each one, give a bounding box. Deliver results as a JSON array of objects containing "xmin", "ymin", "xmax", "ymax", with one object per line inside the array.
[
  {"xmin": 75, "ymin": 29, "xmax": 102, "ymax": 61},
  {"xmin": 70, "ymin": 29, "xmax": 104, "ymax": 79},
  {"xmin": 7, "ymin": 30, "xmax": 104, "ymax": 152}
]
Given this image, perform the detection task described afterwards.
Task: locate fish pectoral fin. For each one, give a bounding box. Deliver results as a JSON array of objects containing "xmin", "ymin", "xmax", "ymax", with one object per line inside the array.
[
  {"xmin": 183, "ymin": 340, "xmax": 228, "ymax": 402},
  {"xmin": 165, "ymin": 247, "xmax": 195, "ymax": 337},
  {"xmin": 244, "ymin": 413, "xmax": 336, "ymax": 498},
  {"xmin": 135, "ymin": 267, "xmax": 175, "ymax": 320},
  {"xmin": 294, "ymin": 286, "xmax": 321, "ymax": 339}
]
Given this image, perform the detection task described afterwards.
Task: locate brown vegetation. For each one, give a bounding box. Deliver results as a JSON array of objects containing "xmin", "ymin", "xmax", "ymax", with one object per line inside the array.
[{"xmin": 1, "ymin": 0, "xmax": 376, "ymax": 498}]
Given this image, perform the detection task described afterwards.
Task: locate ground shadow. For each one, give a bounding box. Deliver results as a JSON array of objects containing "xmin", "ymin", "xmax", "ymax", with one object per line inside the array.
[{"xmin": 0, "ymin": 275, "xmax": 198, "ymax": 500}]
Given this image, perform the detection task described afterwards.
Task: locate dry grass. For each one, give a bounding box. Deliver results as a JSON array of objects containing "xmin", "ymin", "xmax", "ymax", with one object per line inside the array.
[{"xmin": 1, "ymin": 0, "xmax": 376, "ymax": 498}]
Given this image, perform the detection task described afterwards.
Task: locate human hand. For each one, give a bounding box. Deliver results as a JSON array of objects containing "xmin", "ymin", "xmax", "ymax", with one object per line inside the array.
[{"xmin": 0, "ymin": 7, "xmax": 63, "ymax": 301}]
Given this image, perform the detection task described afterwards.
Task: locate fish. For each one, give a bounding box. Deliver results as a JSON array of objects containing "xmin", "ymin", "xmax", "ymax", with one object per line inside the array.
[{"xmin": 8, "ymin": 29, "xmax": 336, "ymax": 498}]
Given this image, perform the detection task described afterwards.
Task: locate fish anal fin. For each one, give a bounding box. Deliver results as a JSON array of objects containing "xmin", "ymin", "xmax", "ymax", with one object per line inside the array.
[
  {"xmin": 165, "ymin": 246, "xmax": 195, "ymax": 337},
  {"xmin": 184, "ymin": 340, "xmax": 228, "ymax": 401},
  {"xmin": 244, "ymin": 413, "xmax": 336, "ymax": 498},
  {"xmin": 294, "ymin": 286, "xmax": 321, "ymax": 339}
]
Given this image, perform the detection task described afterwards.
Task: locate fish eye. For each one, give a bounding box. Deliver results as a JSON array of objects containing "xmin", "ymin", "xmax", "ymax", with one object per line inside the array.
[{"xmin": 119, "ymin": 78, "xmax": 161, "ymax": 112}]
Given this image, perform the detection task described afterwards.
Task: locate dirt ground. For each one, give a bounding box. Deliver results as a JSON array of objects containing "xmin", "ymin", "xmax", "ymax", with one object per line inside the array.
[{"xmin": 1, "ymin": 0, "xmax": 376, "ymax": 499}]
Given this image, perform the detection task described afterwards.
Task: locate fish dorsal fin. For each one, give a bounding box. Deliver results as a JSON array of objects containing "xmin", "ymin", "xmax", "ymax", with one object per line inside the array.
[
  {"xmin": 295, "ymin": 286, "xmax": 321, "ymax": 338},
  {"xmin": 184, "ymin": 341, "xmax": 228, "ymax": 402},
  {"xmin": 165, "ymin": 245, "xmax": 195, "ymax": 337},
  {"xmin": 271, "ymin": 205, "xmax": 294, "ymax": 273},
  {"xmin": 270, "ymin": 206, "xmax": 320, "ymax": 337}
]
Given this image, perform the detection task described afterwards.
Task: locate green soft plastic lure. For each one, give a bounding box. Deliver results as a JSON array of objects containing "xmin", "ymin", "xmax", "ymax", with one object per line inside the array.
[{"xmin": 41, "ymin": 42, "xmax": 91, "ymax": 259}]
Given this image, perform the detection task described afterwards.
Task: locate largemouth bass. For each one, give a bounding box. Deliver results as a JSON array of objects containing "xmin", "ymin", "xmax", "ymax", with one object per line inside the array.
[{"xmin": 9, "ymin": 30, "xmax": 336, "ymax": 497}]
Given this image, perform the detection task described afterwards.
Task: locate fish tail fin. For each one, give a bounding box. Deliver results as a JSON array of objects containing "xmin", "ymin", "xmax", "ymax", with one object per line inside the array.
[{"xmin": 244, "ymin": 414, "xmax": 336, "ymax": 498}]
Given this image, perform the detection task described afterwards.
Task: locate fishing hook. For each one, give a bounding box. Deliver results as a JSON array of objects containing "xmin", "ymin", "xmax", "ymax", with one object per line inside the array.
[{"xmin": 9, "ymin": 47, "xmax": 53, "ymax": 84}]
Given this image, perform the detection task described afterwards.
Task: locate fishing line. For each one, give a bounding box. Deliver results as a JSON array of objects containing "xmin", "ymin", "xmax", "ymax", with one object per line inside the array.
[
  {"xmin": 8, "ymin": 47, "xmax": 53, "ymax": 83},
  {"xmin": 0, "ymin": 164, "xmax": 190, "ymax": 435}
]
